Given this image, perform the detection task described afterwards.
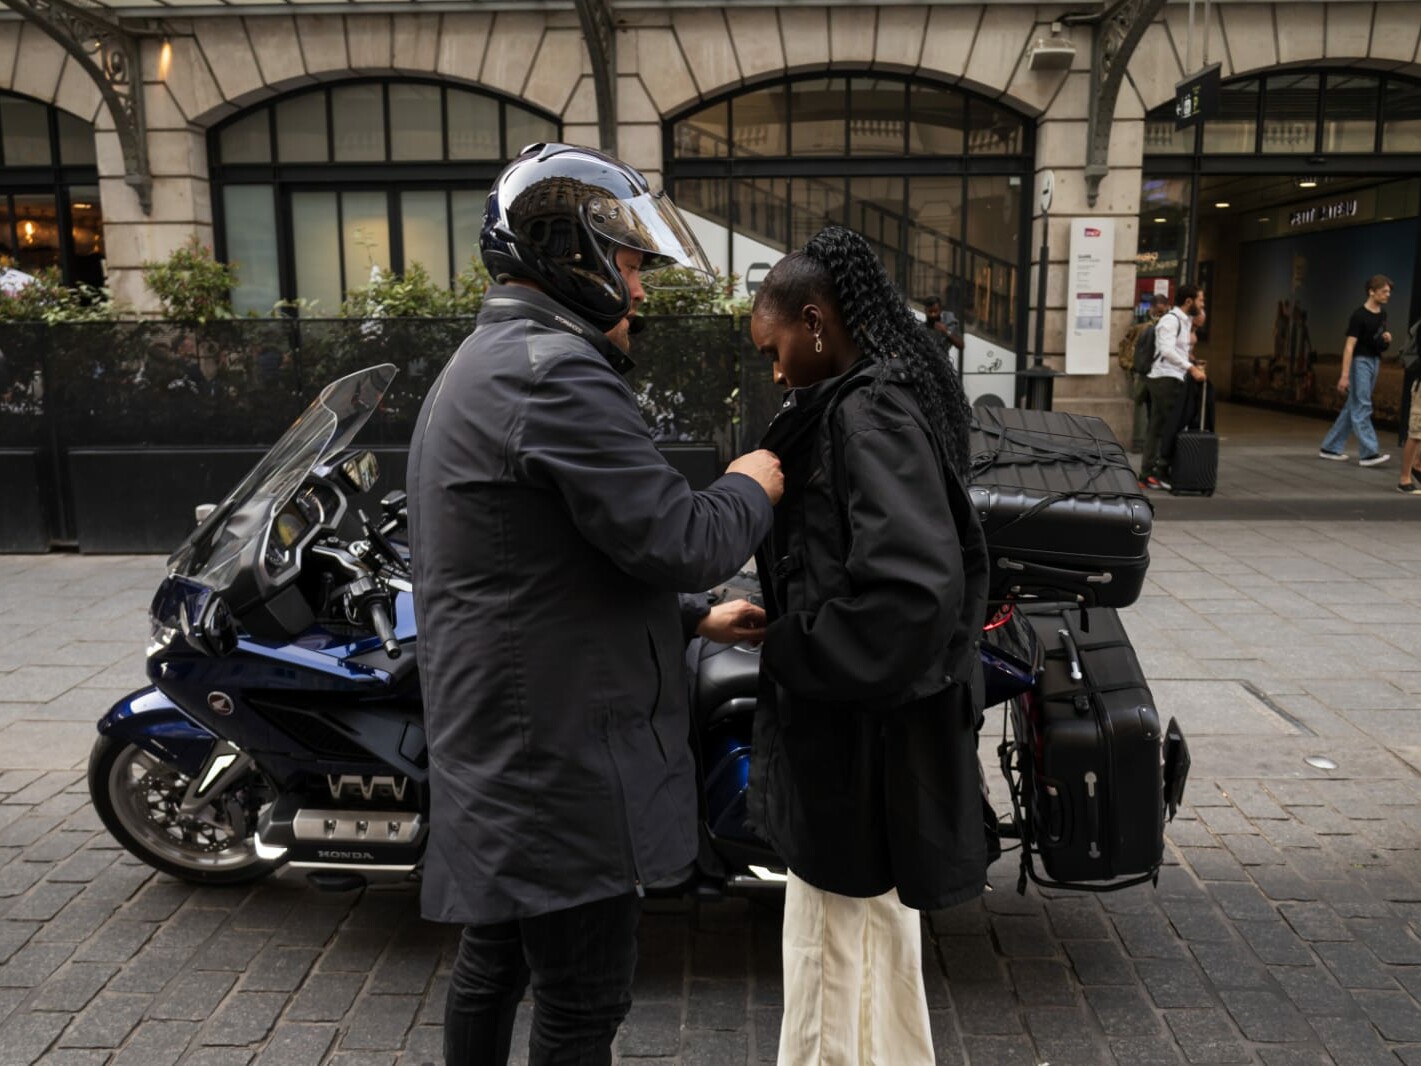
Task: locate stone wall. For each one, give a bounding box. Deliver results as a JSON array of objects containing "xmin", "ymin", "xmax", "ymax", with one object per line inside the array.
[{"xmin": 0, "ymin": 1, "xmax": 1417, "ymax": 437}]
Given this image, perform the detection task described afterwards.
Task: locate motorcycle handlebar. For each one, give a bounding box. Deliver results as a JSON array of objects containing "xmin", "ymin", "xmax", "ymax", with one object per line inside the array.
[{"xmin": 367, "ymin": 599, "xmax": 401, "ymax": 659}]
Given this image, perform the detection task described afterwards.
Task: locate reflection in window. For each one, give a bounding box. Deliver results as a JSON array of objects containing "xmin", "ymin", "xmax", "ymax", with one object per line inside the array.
[
  {"xmin": 220, "ymin": 111, "xmax": 272, "ymax": 165},
  {"xmin": 674, "ymin": 101, "xmax": 728, "ymax": 159},
  {"xmin": 57, "ymin": 112, "xmax": 97, "ymax": 167},
  {"xmin": 1137, "ymin": 177, "xmax": 1192, "ymax": 286},
  {"xmin": 505, "ymin": 109, "xmax": 558, "ymax": 159},
  {"xmin": 223, "ymin": 186, "xmax": 279, "ymax": 315},
  {"xmin": 276, "ymin": 93, "xmax": 328, "ymax": 163},
  {"xmin": 292, "ymin": 192, "xmax": 342, "ymax": 313},
  {"xmin": 1262, "ymin": 74, "xmax": 1319, "ymax": 153},
  {"xmin": 451, "ymin": 191, "xmax": 483, "ymax": 275},
  {"xmin": 906, "ymin": 177, "xmax": 963, "ymax": 300},
  {"xmin": 1322, "ymin": 75, "xmax": 1380, "ymax": 152},
  {"xmin": 733, "ymin": 87, "xmax": 788, "ymax": 157},
  {"xmin": 341, "ymin": 191, "xmax": 391, "ymax": 289},
  {"xmin": 967, "ymin": 101, "xmax": 1024, "ymax": 155},
  {"xmin": 1203, "ymin": 79, "xmax": 1258, "ymax": 153},
  {"xmin": 908, "ymin": 84, "xmax": 965, "ymax": 155},
  {"xmin": 402, "ymin": 190, "xmax": 451, "ymax": 289},
  {"xmin": 790, "ymin": 79, "xmax": 846, "ymax": 156},
  {"xmin": 732, "ymin": 177, "xmax": 789, "ymax": 250},
  {"xmin": 789, "ymin": 177, "xmax": 846, "ymax": 248},
  {"xmin": 1, "ymin": 98, "xmax": 50, "ymax": 167},
  {"xmin": 1143, "ymin": 119, "xmax": 1195, "ymax": 154},
  {"xmin": 390, "ymin": 84, "xmax": 443, "ymax": 161},
  {"xmin": 332, "ymin": 85, "xmax": 387, "ymax": 162},
  {"xmin": 446, "ymin": 90, "xmax": 501, "ymax": 160},
  {"xmin": 849, "ymin": 79, "xmax": 907, "ymax": 157},
  {"xmin": 1384, "ymin": 80, "xmax": 1421, "ymax": 152}
]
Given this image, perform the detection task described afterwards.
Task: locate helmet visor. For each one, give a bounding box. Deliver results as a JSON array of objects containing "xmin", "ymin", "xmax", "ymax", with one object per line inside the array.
[{"xmin": 583, "ymin": 190, "xmax": 714, "ymax": 281}]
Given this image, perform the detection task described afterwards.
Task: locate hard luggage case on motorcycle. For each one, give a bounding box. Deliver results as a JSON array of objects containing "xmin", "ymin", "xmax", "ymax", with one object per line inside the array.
[
  {"xmin": 1007, "ymin": 605, "xmax": 1187, "ymax": 890},
  {"xmin": 970, "ymin": 408, "xmax": 1152, "ymax": 608}
]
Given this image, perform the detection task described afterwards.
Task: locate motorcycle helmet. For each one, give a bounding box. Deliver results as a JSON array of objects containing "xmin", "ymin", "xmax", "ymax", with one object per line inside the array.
[{"xmin": 480, "ymin": 143, "xmax": 714, "ymax": 331}]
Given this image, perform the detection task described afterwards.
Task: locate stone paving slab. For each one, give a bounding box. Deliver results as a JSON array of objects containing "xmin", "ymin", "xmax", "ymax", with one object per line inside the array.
[{"xmin": 6, "ymin": 504, "xmax": 1421, "ymax": 1061}]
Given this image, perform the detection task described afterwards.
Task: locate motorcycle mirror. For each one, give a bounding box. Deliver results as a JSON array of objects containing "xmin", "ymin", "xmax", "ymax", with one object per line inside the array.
[
  {"xmin": 194, "ymin": 503, "xmax": 216, "ymax": 524},
  {"xmin": 190, "ymin": 594, "xmax": 239, "ymax": 657}
]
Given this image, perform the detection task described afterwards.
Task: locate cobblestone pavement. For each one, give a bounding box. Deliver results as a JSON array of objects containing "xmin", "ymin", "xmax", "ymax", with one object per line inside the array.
[{"xmin": 6, "ymin": 511, "xmax": 1421, "ymax": 1063}]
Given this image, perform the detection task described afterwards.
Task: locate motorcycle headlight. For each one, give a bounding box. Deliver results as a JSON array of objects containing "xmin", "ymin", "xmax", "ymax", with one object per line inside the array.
[{"xmin": 147, "ymin": 617, "xmax": 179, "ymax": 657}]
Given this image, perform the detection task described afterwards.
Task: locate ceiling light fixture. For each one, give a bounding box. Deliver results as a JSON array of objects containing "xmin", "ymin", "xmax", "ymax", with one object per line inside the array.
[
  {"xmin": 1152, "ymin": 216, "xmax": 1168, "ymax": 223},
  {"xmin": 1214, "ymin": 201, "xmax": 1231, "ymax": 208},
  {"xmin": 1298, "ymin": 177, "xmax": 1318, "ymax": 189}
]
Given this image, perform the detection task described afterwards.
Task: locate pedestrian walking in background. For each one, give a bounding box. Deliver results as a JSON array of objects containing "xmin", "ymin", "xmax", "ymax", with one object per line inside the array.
[
  {"xmin": 1320, "ymin": 274, "xmax": 1393, "ymax": 467},
  {"xmin": 1396, "ymin": 318, "xmax": 1421, "ymax": 494},
  {"xmin": 1141, "ymin": 285, "xmax": 1207, "ymax": 490},
  {"xmin": 1119, "ymin": 292, "xmax": 1170, "ymax": 450},
  {"xmin": 407, "ymin": 144, "xmax": 782, "ymax": 1066},
  {"xmin": 924, "ymin": 296, "xmax": 965, "ymax": 365},
  {"xmin": 748, "ymin": 226, "xmax": 992, "ymax": 1065}
]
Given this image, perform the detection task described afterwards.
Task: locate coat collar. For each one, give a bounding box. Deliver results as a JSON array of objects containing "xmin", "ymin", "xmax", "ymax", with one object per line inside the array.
[{"xmin": 478, "ymin": 284, "xmax": 635, "ymax": 375}]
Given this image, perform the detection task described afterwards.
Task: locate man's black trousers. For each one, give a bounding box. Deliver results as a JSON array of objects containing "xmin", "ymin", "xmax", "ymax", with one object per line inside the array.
[{"xmin": 444, "ymin": 892, "xmax": 641, "ymax": 1065}]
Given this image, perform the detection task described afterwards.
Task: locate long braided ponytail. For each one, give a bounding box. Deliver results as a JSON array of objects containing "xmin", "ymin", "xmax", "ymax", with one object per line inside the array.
[{"xmin": 754, "ymin": 226, "xmax": 973, "ymax": 477}]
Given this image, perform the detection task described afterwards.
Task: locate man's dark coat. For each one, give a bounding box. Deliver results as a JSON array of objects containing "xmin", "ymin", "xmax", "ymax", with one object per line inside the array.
[
  {"xmin": 748, "ymin": 361, "xmax": 992, "ymax": 911},
  {"xmin": 407, "ymin": 286, "xmax": 773, "ymax": 926}
]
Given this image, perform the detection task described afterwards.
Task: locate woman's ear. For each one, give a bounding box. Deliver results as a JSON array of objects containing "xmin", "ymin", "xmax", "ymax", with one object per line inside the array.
[{"xmin": 801, "ymin": 304, "xmax": 823, "ymax": 336}]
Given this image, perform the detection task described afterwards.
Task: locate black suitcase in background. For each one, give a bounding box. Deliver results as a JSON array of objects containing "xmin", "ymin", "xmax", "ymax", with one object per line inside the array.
[
  {"xmin": 970, "ymin": 408, "xmax": 1153, "ymax": 607},
  {"xmin": 1170, "ymin": 381, "xmax": 1218, "ymax": 496},
  {"xmin": 1005, "ymin": 605, "xmax": 1188, "ymax": 890}
]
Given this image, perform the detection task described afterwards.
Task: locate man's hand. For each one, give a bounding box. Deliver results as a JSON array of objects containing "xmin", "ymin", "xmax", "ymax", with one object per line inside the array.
[
  {"xmin": 696, "ymin": 599, "xmax": 767, "ymax": 644},
  {"xmin": 1338, "ymin": 374, "xmax": 1350, "ymax": 393},
  {"xmin": 1383, "ymin": 331, "xmax": 1393, "ymax": 346},
  {"xmin": 727, "ymin": 449, "xmax": 784, "ymax": 505},
  {"xmin": 1188, "ymin": 364, "xmax": 1207, "ymax": 382}
]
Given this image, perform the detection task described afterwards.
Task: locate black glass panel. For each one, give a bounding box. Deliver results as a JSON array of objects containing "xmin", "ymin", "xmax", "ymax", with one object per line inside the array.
[
  {"xmin": 1262, "ymin": 73, "xmax": 1319, "ymax": 154},
  {"xmin": 908, "ymin": 84, "xmax": 966, "ymax": 156},
  {"xmin": 1203, "ymin": 79, "xmax": 1258, "ymax": 153},
  {"xmin": 1383, "ymin": 78, "xmax": 1421, "ymax": 152},
  {"xmin": 1322, "ymin": 74, "xmax": 1380, "ymax": 152},
  {"xmin": 733, "ymin": 86, "xmax": 788, "ymax": 157},
  {"xmin": 848, "ymin": 78, "xmax": 906, "ymax": 157},
  {"xmin": 789, "ymin": 79, "xmax": 846, "ymax": 156},
  {"xmin": 673, "ymin": 101, "xmax": 729, "ymax": 159}
]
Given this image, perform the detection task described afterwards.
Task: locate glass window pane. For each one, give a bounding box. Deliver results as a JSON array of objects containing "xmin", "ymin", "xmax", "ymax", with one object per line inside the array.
[
  {"xmin": 846, "ymin": 176, "xmax": 904, "ymax": 283},
  {"xmin": 341, "ymin": 190, "xmax": 391, "ymax": 290},
  {"xmin": 905, "ymin": 176, "xmax": 963, "ymax": 308},
  {"xmin": 1202, "ymin": 79, "xmax": 1258, "ymax": 153},
  {"xmin": 57, "ymin": 111, "xmax": 96, "ymax": 167},
  {"xmin": 789, "ymin": 79, "xmax": 846, "ymax": 156},
  {"xmin": 220, "ymin": 110, "xmax": 271, "ymax": 164},
  {"xmin": 1143, "ymin": 117, "xmax": 1196, "ymax": 154},
  {"xmin": 967, "ymin": 100, "xmax": 1023, "ymax": 155},
  {"xmin": 964, "ymin": 175, "xmax": 1021, "ymax": 344},
  {"xmin": 1262, "ymin": 73, "xmax": 1319, "ymax": 153},
  {"xmin": 1138, "ymin": 176, "xmax": 1192, "ymax": 286},
  {"xmin": 673, "ymin": 102, "xmax": 728, "ymax": 159},
  {"xmin": 1322, "ymin": 75, "xmax": 1380, "ymax": 152},
  {"xmin": 0, "ymin": 197, "xmax": 12, "ymax": 260},
  {"xmin": 401, "ymin": 190, "xmax": 450, "ymax": 289},
  {"xmin": 908, "ymin": 84, "xmax": 965, "ymax": 155},
  {"xmin": 789, "ymin": 176, "xmax": 846, "ymax": 248},
  {"xmin": 505, "ymin": 108, "xmax": 557, "ymax": 158},
  {"xmin": 732, "ymin": 176, "xmax": 789, "ymax": 252},
  {"xmin": 451, "ymin": 190, "xmax": 483, "ymax": 278},
  {"xmin": 1, "ymin": 98, "xmax": 51, "ymax": 166},
  {"xmin": 332, "ymin": 84, "xmax": 386, "ymax": 162},
  {"xmin": 68, "ymin": 185, "xmax": 104, "ymax": 288},
  {"xmin": 733, "ymin": 86, "xmax": 788, "ymax": 157},
  {"xmin": 1383, "ymin": 79, "xmax": 1421, "ymax": 152},
  {"xmin": 292, "ymin": 191, "xmax": 342, "ymax": 313},
  {"xmin": 389, "ymin": 84, "xmax": 443, "ymax": 161},
  {"xmin": 12, "ymin": 194, "xmax": 59, "ymax": 274},
  {"xmin": 276, "ymin": 91, "xmax": 328, "ymax": 162},
  {"xmin": 446, "ymin": 90, "xmax": 500, "ymax": 160},
  {"xmin": 673, "ymin": 178, "xmax": 731, "ymax": 274},
  {"xmin": 849, "ymin": 78, "xmax": 906, "ymax": 156},
  {"xmin": 224, "ymin": 185, "xmax": 280, "ymax": 315}
]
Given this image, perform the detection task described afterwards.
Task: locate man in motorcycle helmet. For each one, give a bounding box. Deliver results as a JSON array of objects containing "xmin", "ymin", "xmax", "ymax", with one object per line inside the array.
[{"xmin": 407, "ymin": 143, "xmax": 782, "ymax": 1065}]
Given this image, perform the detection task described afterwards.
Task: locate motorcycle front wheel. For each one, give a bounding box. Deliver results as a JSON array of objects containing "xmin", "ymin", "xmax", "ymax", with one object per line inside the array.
[{"xmin": 88, "ymin": 736, "xmax": 281, "ymax": 886}]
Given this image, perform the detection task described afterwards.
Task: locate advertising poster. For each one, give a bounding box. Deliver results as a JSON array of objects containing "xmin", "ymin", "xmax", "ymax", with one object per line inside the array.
[{"xmin": 1066, "ymin": 218, "xmax": 1116, "ymax": 374}]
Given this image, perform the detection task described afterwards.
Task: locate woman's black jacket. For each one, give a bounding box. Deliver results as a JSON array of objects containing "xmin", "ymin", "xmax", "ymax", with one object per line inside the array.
[{"xmin": 747, "ymin": 360, "xmax": 992, "ymax": 910}]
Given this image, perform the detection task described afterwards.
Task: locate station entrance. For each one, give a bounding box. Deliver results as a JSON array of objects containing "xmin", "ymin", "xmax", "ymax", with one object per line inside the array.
[{"xmin": 1136, "ymin": 70, "xmax": 1421, "ymax": 429}]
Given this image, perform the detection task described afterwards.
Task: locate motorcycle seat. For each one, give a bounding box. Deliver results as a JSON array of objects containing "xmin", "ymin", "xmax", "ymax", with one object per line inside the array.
[{"xmin": 694, "ymin": 642, "xmax": 760, "ymax": 721}]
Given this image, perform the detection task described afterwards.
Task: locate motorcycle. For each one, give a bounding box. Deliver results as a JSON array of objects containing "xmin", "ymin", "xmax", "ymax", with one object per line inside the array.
[{"xmin": 85, "ymin": 364, "xmax": 1088, "ymax": 895}]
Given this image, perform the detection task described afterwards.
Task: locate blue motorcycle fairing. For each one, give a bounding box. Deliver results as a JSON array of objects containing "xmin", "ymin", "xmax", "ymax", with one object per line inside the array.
[{"xmin": 96, "ymin": 687, "xmax": 221, "ymax": 779}]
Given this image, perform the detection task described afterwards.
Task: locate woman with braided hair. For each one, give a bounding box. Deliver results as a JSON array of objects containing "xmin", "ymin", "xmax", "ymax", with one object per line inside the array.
[{"xmin": 747, "ymin": 226, "xmax": 993, "ymax": 1064}]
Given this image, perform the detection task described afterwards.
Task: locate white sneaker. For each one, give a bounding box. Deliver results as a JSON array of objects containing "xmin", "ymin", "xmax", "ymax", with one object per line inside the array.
[
  {"xmin": 1319, "ymin": 449, "xmax": 1349, "ymax": 461},
  {"xmin": 1359, "ymin": 453, "xmax": 1392, "ymax": 467}
]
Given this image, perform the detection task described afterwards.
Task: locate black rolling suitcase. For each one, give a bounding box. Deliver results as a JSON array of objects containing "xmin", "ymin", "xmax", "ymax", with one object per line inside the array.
[
  {"xmin": 970, "ymin": 408, "xmax": 1153, "ymax": 607},
  {"xmin": 1170, "ymin": 381, "xmax": 1218, "ymax": 496},
  {"xmin": 1002, "ymin": 605, "xmax": 1189, "ymax": 892}
]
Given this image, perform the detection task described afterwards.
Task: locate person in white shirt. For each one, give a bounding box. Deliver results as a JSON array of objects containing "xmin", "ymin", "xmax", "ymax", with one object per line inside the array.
[{"xmin": 1141, "ymin": 284, "xmax": 1207, "ymax": 489}]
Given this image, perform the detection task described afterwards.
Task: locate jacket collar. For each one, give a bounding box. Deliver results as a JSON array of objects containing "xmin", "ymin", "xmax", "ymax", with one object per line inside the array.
[{"xmin": 478, "ymin": 284, "xmax": 635, "ymax": 375}]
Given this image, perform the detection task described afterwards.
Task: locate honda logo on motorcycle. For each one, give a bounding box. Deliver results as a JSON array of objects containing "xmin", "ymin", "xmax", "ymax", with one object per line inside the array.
[{"xmin": 207, "ymin": 692, "xmax": 235, "ymax": 716}]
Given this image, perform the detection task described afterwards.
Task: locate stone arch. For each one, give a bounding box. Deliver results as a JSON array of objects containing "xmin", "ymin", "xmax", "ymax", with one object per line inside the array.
[
  {"xmin": 0, "ymin": 22, "xmax": 104, "ymax": 124},
  {"xmin": 1126, "ymin": 2, "xmax": 1421, "ymax": 116}
]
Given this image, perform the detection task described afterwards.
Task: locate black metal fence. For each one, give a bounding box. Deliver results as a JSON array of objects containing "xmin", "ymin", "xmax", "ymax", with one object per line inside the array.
[{"xmin": 1, "ymin": 315, "xmax": 782, "ymax": 551}]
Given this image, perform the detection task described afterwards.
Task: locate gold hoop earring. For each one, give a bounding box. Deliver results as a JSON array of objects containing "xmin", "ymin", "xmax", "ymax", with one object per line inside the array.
[{"xmin": 814, "ymin": 335, "xmax": 823, "ymax": 354}]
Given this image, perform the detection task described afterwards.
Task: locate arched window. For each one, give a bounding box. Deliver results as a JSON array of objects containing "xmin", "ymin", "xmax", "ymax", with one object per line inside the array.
[
  {"xmin": 210, "ymin": 79, "xmax": 559, "ymax": 314},
  {"xmin": 665, "ymin": 75, "xmax": 1034, "ymax": 349},
  {"xmin": 0, "ymin": 93, "xmax": 102, "ymax": 286}
]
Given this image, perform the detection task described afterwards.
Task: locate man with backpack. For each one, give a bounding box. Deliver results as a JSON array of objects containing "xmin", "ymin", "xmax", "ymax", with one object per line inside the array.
[
  {"xmin": 1141, "ymin": 285, "xmax": 1208, "ymax": 489},
  {"xmin": 1118, "ymin": 293, "xmax": 1170, "ymax": 453}
]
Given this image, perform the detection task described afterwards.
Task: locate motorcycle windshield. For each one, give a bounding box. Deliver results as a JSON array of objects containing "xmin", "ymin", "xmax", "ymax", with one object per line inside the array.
[{"xmin": 166, "ymin": 363, "xmax": 398, "ymax": 590}]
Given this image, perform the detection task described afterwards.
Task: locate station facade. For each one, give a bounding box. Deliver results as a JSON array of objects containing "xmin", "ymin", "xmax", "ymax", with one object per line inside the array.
[{"xmin": 0, "ymin": 0, "xmax": 1418, "ymax": 436}]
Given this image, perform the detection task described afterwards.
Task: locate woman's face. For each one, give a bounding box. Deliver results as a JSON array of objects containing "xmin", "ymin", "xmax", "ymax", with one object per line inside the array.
[{"xmin": 750, "ymin": 304, "xmax": 838, "ymax": 389}]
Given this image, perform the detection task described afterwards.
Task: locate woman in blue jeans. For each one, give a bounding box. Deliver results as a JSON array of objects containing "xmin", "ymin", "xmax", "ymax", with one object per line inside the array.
[{"xmin": 1320, "ymin": 275, "xmax": 1394, "ymax": 467}]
